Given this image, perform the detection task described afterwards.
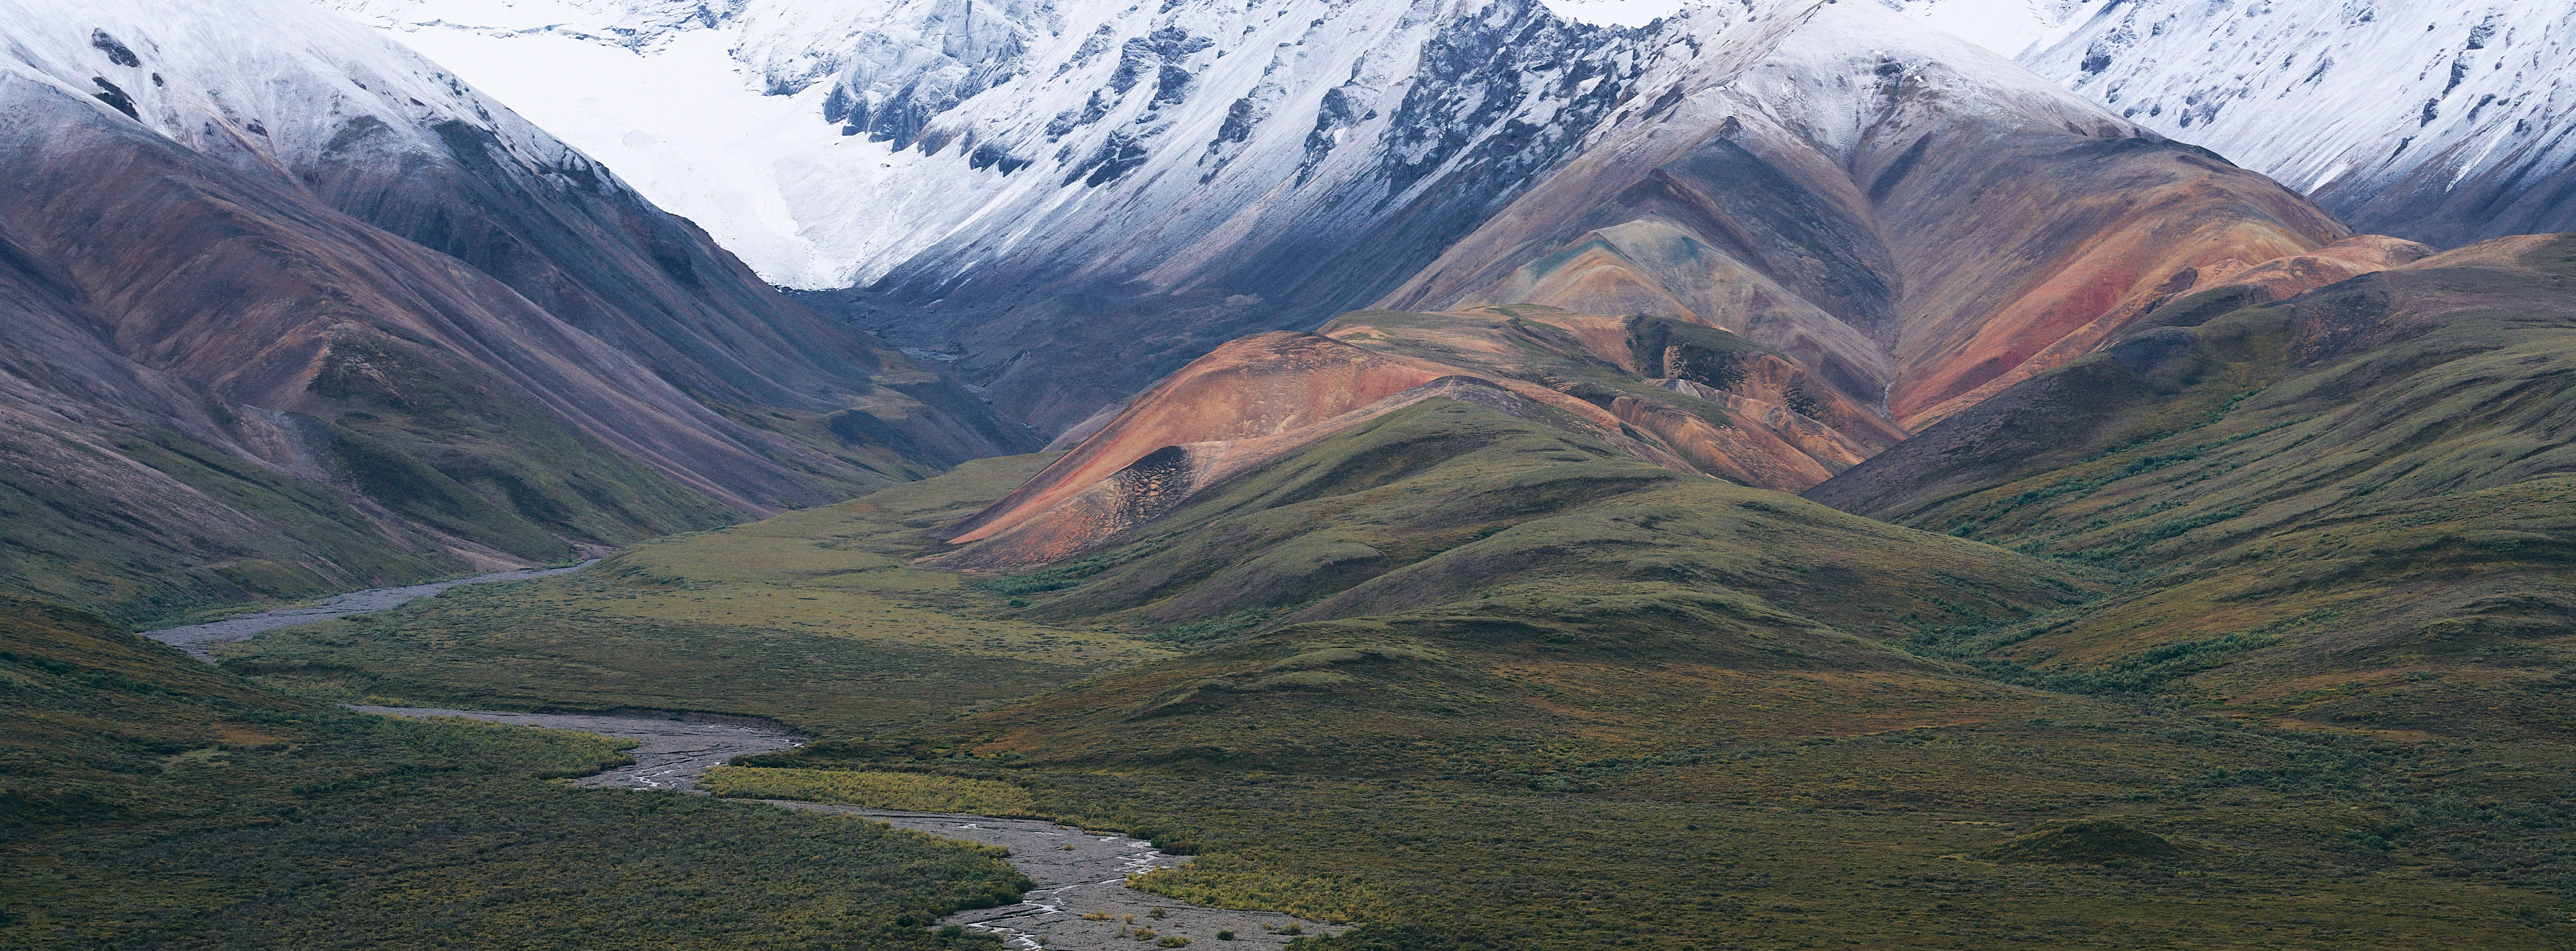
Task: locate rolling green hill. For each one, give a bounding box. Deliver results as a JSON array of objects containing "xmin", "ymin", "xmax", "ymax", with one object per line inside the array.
[{"xmin": 1807, "ymin": 233, "xmax": 2576, "ymax": 742}]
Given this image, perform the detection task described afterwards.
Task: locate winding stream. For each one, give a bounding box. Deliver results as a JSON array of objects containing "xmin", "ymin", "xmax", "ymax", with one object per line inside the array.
[
  {"xmin": 359, "ymin": 707, "xmax": 1339, "ymax": 950},
  {"xmin": 139, "ymin": 571, "xmax": 1336, "ymax": 948},
  {"xmin": 350, "ymin": 706, "xmax": 801, "ymax": 792},
  {"xmin": 142, "ymin": 561, "xmax": 596, "ymax": 661}
]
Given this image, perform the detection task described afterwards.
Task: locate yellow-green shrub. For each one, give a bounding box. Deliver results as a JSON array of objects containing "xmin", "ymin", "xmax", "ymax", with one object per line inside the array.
[
  {"xmin": 1128, "ymin": 854, "xmax": 1389, "ymax": 925},
  {"xmin": 702, "ymin": 767, "xmax": 1037, "ymax": 815}
]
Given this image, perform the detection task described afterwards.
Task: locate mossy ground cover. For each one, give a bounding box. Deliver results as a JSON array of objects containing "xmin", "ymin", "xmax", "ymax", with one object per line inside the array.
[{"xmin": 0, "ymin": 596, "xmax": 1028, "ymax": 950}]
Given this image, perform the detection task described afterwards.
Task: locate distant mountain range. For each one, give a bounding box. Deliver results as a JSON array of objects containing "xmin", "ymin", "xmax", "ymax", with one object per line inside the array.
[
  {"xmin": 321, "ymin": 0, "xmax": 2575, "ymax": 435},
  {"xmin": 4, "ymin": 0, "xmax": 2566, "ymax": 624}
]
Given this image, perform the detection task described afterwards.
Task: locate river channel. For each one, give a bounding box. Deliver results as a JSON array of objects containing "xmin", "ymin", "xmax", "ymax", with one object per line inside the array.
[
  {"xmin": 360, "ymin": 706, "xmax": 1340, "ymax": 950},
  {"xmin": 138, "ymin": 569, "xmax": 1336, "ymax": 948},
  {"xmin": 142, "ymin": 561, "xmax": 596, "ymax": 661}
]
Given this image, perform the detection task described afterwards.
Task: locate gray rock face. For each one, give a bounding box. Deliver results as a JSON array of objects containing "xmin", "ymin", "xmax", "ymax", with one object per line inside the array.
[{"xmin": 802, "ymin": 0, "xmax": 1666, "ymax": 434}]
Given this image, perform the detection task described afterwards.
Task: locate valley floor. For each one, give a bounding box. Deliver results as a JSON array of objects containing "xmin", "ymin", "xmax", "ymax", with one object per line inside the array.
[{"xmin": 193, "ymin": 451, "xmax": 2576, "ymax": 950}]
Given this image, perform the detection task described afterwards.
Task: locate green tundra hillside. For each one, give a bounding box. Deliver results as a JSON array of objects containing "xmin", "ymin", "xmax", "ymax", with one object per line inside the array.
[{"xmin": 1807, "ymin": 233, "xmax": 2576, "ymax": 742}]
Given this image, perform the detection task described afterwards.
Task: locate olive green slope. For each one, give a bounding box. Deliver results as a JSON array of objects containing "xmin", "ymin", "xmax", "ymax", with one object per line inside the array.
[
  {"xmin": 303, "ymin": 329, "xmax": 747, "ymax": 560},
  {"xmin": 1000, "ymin": 396, "xmax": 1964, "ymax": 631},
  {"xmin": 0, "ymin": 330, "xmax": 740, "ymax": 628},
  {"xmin": 0, "ymin": 425, "xmax": 442, "ymax": 627},
  {"xmin": 0, "ymin": 594, "xmax": 1026, "ymax": 949},
  {"xmin": 1807, "ymin": 234, "xmax": 2576, "ymax": 740}
]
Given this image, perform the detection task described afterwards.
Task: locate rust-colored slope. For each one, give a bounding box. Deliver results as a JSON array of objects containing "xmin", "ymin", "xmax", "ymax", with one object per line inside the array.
[
  {"xmin": 935, "ymin": 304, "xmax": 1909, "ymax": 569},
  {"xmin": 1901, "ymin": 233, "xmax": 2437, "ymax": 428},
  {"xmin": 928, "ymin": 375, "xmax": 1543, "ymax": 571},
  {"xmin": 2185, "ymin": 235, "xmax": 2436, "ymax": 304},
  {"xmin": 943, "ymin": 333, "xmax": 1461, "ymax": 548},
  {"xmin": 1887, "ymin": 188, "xmax": 2323, "ymax": 430}
]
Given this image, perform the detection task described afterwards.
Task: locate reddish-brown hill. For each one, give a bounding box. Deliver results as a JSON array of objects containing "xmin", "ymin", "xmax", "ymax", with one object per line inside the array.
[{"xmin": 932, "ymin": 304, "xmax": 1902, "ymax": 569}]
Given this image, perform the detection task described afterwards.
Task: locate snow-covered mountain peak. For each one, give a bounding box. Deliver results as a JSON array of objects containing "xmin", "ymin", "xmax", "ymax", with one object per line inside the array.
[
  {"xmin": 1747, "ymin": 0, "xmax": 2126, "ymax": 153},
  {"xmin": 1538, "ymin": 0, "xmax": 1700, "ymax": 28},
  {"xmin": 1927, "ymin": 0, "xmax": 2576, "ymax": 245},
  {"xmin": 320, "ymin": 0, "xmax": 1722, "ymax": 291},
  {"xmin": 328, "ymin": 0, "xmax": 731, "ymax": 48},
  {"xmin": 1879, "ymin": 0, "xmax": 2088, "ymax": 60},
  {"xmin": 2035, "ymin": 0, "xmax": 2567, "ymax": 192},
  {"xmin": 1, "ymin": 0, "xmax": 625, "ymax": 210}
]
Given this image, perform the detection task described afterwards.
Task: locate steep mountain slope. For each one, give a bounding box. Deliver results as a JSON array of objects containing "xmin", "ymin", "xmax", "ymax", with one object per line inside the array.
[
  {"xmin": 1807, "ymin": 233, "xmax": 2576, "ymax": 739},
  {"xmin": 0, "ymin": 0, "xmax": 1032, "ymax": 622},
  {"xmin": 326, "ymin": 0, "xmax": 1746, "ymax": 430},
  {"xmin": 1386, "ymin": 0, "xmax": 2356, "ymax": 432},
  {"xmin": 1893, "ymin": 0, "xmax": 2576, "ymax": 247},
  {"xmin": 321, "ymin": 0, "xmax": 2576, "ymax": 431},
  {"xmin": 924, "ymin": 0, "xmax": 2412, "ymax": 573}
]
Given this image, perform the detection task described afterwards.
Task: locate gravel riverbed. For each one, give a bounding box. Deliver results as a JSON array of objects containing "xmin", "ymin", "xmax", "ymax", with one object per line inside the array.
[
  {"xmin": 347, "ymin": 706, "xmax": 1339, "ymax": 949},
  {"xmin": 144, "ymin": 569, "xmax": 1337, "ymax": 946},
  {"xmin": 142, "ymin": 561, "xmax": 596, "ymax": 661},
  {"xmin": 349, "ymin": 706, "xmax": 802, "ymax": 791}
]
